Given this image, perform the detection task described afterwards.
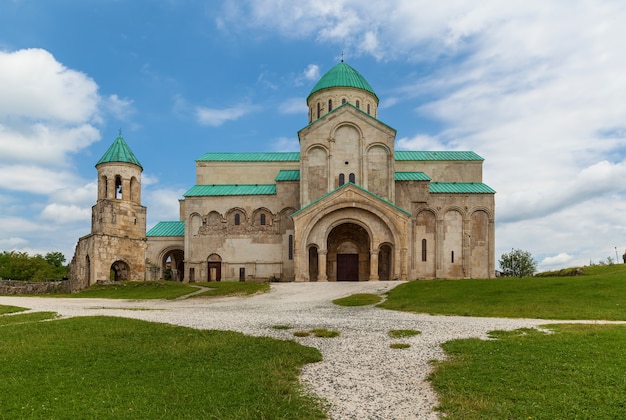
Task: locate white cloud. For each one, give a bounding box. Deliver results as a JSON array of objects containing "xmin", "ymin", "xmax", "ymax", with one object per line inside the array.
[
  {"xmin": 270, "ymin": 137, "xmax": 299, "ymax": 152},
  {"xmin": 280, "ymin": 97, "xmax": 306, "ymax": 115},
  {"xmin": 40, "ymin": 203, "xmax": 91, "ymax": 224},
  {"xmin": 303, "ymin": 64, "xmax": 320, "ymax": 81},
  {"xmin": 105, "ymin": 94, "xmax": 135, "ymax": 120},
  {"xmin": 195, "ymin": 105, "xmax": 252, "ymax": 126},
  {"xmin": 538, "ymin": 253, "xmax": 573, "ymax": 271},
  {"xmin": 0, "ymin": 48, "xmax": 100, "ymax": 123},
  {"xmin": 396, "ymin": 134, "xmax": 447, "ymax": 151}
]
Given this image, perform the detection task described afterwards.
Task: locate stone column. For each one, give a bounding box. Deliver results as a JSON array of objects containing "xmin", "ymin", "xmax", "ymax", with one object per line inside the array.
[
  {"xmin": 369, "ymin": 250, "xmax": 379, "ymax": 281},
  {"xmin": 400, "ymin": 247, "xmax": 408, "ymax": 280},
  {"xmin": 318, "ymin": 250, "xmax": 328, "ymax": 282}
]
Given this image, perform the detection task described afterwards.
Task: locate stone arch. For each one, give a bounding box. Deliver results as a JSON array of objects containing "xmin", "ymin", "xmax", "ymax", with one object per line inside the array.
[
  {"xmin": 189, "ymin": 212, "xmax": 202, "ymax": 236},
  {"xmin": 99, "ymin": 175, "xmax": 108, "ymax": 199},
  {"xmin": 226, "ymin": 208, "xmax": 247, "ymax": 230},
  {"xmin": 470, "ymin": 209, "xmax": 490, "ymax": 278},
  {"xmin": 366, "ymin": 143, "xmax": 391, "ymax": 198},
  {"xmin": 130, "ymin": 176, "xmax": 140, "ymax": 203},
  {"xmin": 207, "ymin": 253, "xmax": 222, "ymax": 282},
  {"xmin": 252, "ymin": 207, "xmax": 273, "ymax": 228},
  {"xmin": 158, "ymin": 247, "xmax": 185, "ymax": 281},
  {"xmin": 327, "ymin": 222, "xmax": 371, "ymax": 281},
  {"xmin": 415, "ymin": 209, "xmax": 437, "ymax": 277},
  {"xmin": 114, "ymin": 175, "xmax": 123, "ymax": 199},
  {"xmin": 110, "ymin": 260, "xmax": 130, "ymax": 281},
  {"xmin": 378, "ymin": 243, "xmax": 393, "ymax": 280},
  {"xmin": 305, "ymin": 145, "xmax": 329, "ymax": 202},
  {"xmin": 308, "ymin": 244, "xmax": 319, "ymax": 281},
  {"xmin": 278, "ymin": 207, "xmax": 296, "ymax": 234},
  {"xmin": 443, "ymin": 209, "xmax": 463, "ymax": 278}
]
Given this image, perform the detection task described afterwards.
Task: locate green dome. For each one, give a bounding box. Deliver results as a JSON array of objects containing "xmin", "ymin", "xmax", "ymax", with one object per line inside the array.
[
  {"xmin": 308, "ymin": 62, "xmax": 378, "ymax": 101},
  {"xmin": 96, "ymin": 135, "xmax": 142, "ymax": 169}
]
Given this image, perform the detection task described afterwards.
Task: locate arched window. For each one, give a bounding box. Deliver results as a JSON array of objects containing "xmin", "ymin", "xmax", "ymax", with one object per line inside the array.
[
  {"xmin": 356, "ymin": 100, "xmax": 360, "ymax": 109},
  {"xmin": 317, "ymin": 102, "xmax": 320, "ymax": 119},
  {"xmin": 339, "ymin": 173, "xmax": 345, "ymax": 186},
  {"xmin": 234, "ymin": 213, "xmax": 241, "ymax": 226},
  {"xmin": 260, "ymin": 214, "xmax": 266, "ymax": 225},
  {"xmin": 309, "ymin": 107, "xmax": 312, "ymax": 123},
  {"xmin": 328, "ymin": 99, "xmax": 333, "ymax": 112},
  {"xmin": 451, "ymin": 251, "xmax": 455, "ymax": 263},
  {"xmin": 342, "ymin": 98, "xmax": 346, "ymax": 104},
  {"xmin": 421, "ymin": 239, "xmax": 427, "ymax": 262},
  {"xmin": 367, "ymin": 104, "xmax": 371, "ymax": 115},
  {"xmin": 288, "ymin": 235, "xmax": 293, "ymax": 260},
  {"xmin": 349, "ymin": 173, "xmax": 356, "ymax": 183}
]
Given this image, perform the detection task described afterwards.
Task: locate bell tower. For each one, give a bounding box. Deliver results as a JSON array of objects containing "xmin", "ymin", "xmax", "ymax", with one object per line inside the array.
[{"xmin": 68, "ymin": 133, "xmax": 147, "ymax": 290}]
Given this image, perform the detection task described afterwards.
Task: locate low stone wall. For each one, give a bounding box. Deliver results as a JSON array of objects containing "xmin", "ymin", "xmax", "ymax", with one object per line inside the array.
[{"xmin": 0, "ymin": 279, "xmax": 71, "ymax": 295}]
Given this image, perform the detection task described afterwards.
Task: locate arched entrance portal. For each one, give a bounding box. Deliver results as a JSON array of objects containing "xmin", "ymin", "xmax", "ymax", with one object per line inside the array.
[
  {"xmin": 207, "ymin": 254, "xmax": 222, "ymax": 281},
  {"xmin": 110, "ymin": 260, "xmax": 130, "ymax": 281},
  {"xmin": 162, "ymin": 249, "xmax": 184, "ymax": 282},
  {"xmin": 327, "ymin": 223, "xmax": 370, "ymax": 281}
]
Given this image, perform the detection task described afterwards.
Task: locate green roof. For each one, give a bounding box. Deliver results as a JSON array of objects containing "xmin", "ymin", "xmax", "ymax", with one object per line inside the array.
[
  {"xmin": 395, "ymin": 151, "xmax": 484, "ymax": 161},
  {"xmin": 197, "ymin": 152, "xmax": 300, "ymax": 162},
  {"xmin": 96, "ymin": 135, "xmax": 142, "ymax": 169},
  {"xmin": 275, "ymin": 170, "xmax": 300, "ymax": 181},
  {"xmin": 184, "ymin": 184, "xmax": 277, "ymax": 197},
  {"xmin": 147, "ymin": 221, "xmax": 184, "ymax": 237},
  {"xmin": 395, "ymin": 172, "xmax": 431, "ymax": 181},
  {"xmin": 308, "ymin": 62, "xmax": 378, "ymax": 101},
  {"xmin": 293, "ymin": 182, "xmax": 411, "ymax": 217},
  {"xmin": 429, "ymin": 183, "xmax": 496, "ymax": 194}
]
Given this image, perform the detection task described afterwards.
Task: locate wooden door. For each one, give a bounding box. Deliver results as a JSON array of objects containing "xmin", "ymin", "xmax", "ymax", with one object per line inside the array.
[{"xmin": 337, "ymin": 254, "xmax": 359, "ymax": 281}]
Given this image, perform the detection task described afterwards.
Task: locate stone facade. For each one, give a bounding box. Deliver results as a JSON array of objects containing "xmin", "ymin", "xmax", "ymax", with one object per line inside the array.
[{"xmin": 69, "ymin": 62, "xmax": 496, "ymax": 289}]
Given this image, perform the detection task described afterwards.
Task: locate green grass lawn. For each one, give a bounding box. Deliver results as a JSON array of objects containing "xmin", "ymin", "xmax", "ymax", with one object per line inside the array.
[
  {"xmin": 332, "ymin": 293, "xmax": 382, "ymax": 306},
  {"xmin": 429, "ymin": 324, "xmax": 626, "ymax": 419},
  {"xmin": 46, "ymin": 280, "xmax": 269, "ymax": 300},
  {"xmin": 0, "ymin": 314, "xmax": 325, "ymax": 419},
  {"xmin": 379, "ymin": 264, "xmax": 626, "ymax": 320},
  {"xmin": 0, "ymin": 304, "xmax": 28, "ymax": 315}
]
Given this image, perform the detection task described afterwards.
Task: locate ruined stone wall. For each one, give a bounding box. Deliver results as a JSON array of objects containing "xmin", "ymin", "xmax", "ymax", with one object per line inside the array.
[{"xmin": 0, "ymin": 279, "xmax": 71, "ymax": 294}]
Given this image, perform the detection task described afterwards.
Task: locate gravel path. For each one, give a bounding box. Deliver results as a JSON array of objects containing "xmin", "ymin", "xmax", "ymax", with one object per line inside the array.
[{"xmin": 0, "ymin": 282, "xmax": 614, "ymax": 419}]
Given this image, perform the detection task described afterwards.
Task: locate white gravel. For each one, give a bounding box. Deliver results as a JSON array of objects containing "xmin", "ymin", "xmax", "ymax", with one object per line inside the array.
[{"xmin": 0, "ymin": 282, "xmax": 612, "ymax": 419}]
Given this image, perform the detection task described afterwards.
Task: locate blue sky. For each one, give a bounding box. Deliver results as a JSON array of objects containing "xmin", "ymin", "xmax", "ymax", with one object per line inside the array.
[{"xmin": 1, "ymin": 0, "xmax": 626, "ymax": 271}]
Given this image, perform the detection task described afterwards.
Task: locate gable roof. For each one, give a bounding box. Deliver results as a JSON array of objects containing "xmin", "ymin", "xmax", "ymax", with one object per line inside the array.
[
  {"xmin": 96, "ymin": 135, "xmax": 142, "ymax": 169},
  {"xmin": 184, "ymin": 184, "xmax": 277, "ymax": 197},
  {"xmin": 147, "ymin": 221, "xmax": 184, "ymax": 237},
  {"xmin": 292, "ymin": 182, "xmax": 411, "ymax": 217}
]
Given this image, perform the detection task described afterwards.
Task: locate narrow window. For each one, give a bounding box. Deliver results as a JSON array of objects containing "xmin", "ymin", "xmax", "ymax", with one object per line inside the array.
[
  {"xmin": 260, "ymin": 214, "xmax": 266, "ymax": 225},
  {"xmin": 328, "ymin": 99, "xmax": 333, "ymax": 112},
  {"xmin": 317, "ymin": 102, "xmax": 320, "ymax": 119},
  {"xmin": 234, "ymin": 213, "xmax": 241, "ymax": 226},
  {"xmin": 451, "ymin": 251, "xmax": 455, "ymax": 263},
  {"xmin": 309, "ymin": 108, "xmax": 312, "ymax": 123},
  {"xmin": 349, "ymin": 173, "xmax": 355, "ymax": 183},
  {"xmin": 288, "ymin": 235, "xmax": 293, "ymax": 260},
  {"xmin": 356, "ymin": 100, "xmax": 360, "ymax": 109},
  {"xmin": 115, "ymin": 176, "xmax": 122, "ymax": 199},
  {"xmin": 367, "ymin": 104, "xmax": 371, "ymax": 115},
  {"xmin": 339, "ymin": 173, "xmax": 345, "ymax": 186},
  {"xmin": 342, "ymin": 98, "xmax": 346, "ymax": 104},
  {"xmin": 422, "ymin": 239, "xmax": 427, "ymax": 262}
]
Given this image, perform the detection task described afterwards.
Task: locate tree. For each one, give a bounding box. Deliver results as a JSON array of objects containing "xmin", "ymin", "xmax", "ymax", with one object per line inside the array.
[{"xmin": 499, "ymin": 248, "xmax": 537, "ymax": 277}]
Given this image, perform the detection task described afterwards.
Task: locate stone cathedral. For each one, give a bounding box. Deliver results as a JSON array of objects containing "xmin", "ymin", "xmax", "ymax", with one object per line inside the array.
[{"xmin": 69, "ymin": 62, "xmax": 495, "ymax": 289}]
